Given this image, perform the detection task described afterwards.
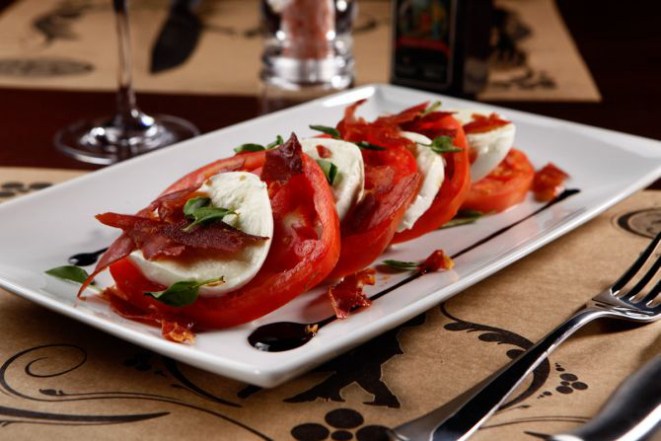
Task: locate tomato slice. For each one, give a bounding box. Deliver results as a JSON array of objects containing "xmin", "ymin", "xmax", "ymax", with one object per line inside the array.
[
  {"xmin": 330, "ymin": 100, "xmax": 422, "ymax": 278},
  {"xmin": 462, "ymin": 148, "xmax": 535, "ymax": 213},
  {"xmin": 391, "ymin": 111, "xmax": 472, "ymax": 243},
  {"xmin": 106, "ymin": 146, "xmax": 340, "ymax": 330}
]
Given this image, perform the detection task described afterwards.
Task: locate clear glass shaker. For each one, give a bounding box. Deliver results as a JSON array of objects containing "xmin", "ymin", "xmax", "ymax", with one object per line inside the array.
[{"xmin": 260, "ymin": 0, "xmax": 356, "ymax": 110}]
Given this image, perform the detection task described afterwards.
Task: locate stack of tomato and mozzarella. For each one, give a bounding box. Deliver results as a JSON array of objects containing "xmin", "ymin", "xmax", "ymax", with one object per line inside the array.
[{"xmin": 81, "ymin": 100, "xmax": 565, "ymax": 342}]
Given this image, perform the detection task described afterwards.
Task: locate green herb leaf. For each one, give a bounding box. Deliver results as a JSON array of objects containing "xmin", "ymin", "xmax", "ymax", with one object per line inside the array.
[
  {"xmin": 421, "ymin": 101, "xmax": 442, "ymax": 117},
  {"xmin": 145, "ymin": 277, "xmax": 224, "ymax": 307},
  {"xmin": 354, "ymin": 141, "xmax": 387, "ymax": 151},
  {"xmin": 441, "ymin": 210, "xmax": 486, "ymax": 229},
  {"xmin": 458, "ymin": 209, "xmax": 487, "ymax": 218},
  {"xmin": 266, "ymin": 135, "xmax": 284, "ymax": 149},
  {"xmin": 425, "ymin": 136, "xmax": 463, "ymax": 154},
  {"xmin": 316, "ymin": 159, "xmax": 338, "ymax": 185},
  {"xmin": 45, "ymin": 265, "xmax": 92, "ymax": 285},
  {"xmin": 381, "ymin": 260, "xmax": 420, "ymax": 271},
  {"xmin": 234, "ymin": 143, "xmax": 266, "ymax": 153},
  {"xmin": 441, "ymin": 218, "xmax": 479, "ymax": 229},
  {"xmin": 309, "ymin": 125, "xmax": 341, "ymax": 139},
  {"xmin": 183, "ymin": 206, "xmax": 236, "ymax": 232},
  {"xmin": 183, "ymin": 197, "xmax": 211, "ymax": 217}
]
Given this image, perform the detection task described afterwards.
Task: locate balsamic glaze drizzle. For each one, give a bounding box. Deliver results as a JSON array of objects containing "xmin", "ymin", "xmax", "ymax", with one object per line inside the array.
[
  {"xmin": 68, "ymin": 248, "xmax": 108, "ymax": 266},
  {"xmin": 248, "ymin": 189, "xmax": 581, "ymax": 352}
]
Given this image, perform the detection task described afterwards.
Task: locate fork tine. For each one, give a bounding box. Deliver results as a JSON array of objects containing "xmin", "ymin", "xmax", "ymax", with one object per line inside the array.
[
  {"xmin": 612, "ymin": 231, "xmax": 661, "ymax": 293},
  {"xmin": 643, "ymin": 277, "xmax": 661, "ymax": 307},
  {"xmin": 624, "ymin": 251, "xmax": 661, "ymax": 300}
]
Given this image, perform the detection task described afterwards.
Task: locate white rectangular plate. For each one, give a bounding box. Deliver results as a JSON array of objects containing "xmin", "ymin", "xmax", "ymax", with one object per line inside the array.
[{"xmin": 1, "ymin": 84, "xmax": 660, "ymax": 387}]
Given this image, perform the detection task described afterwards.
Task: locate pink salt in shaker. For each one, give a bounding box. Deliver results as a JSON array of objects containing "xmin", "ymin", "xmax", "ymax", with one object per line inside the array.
[{"xmin": 261, "ymin": 0, "xmax": 355, "ymax": 110}]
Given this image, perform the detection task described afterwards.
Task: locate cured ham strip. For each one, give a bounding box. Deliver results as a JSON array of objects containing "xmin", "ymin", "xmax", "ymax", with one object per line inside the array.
[
  {"xmin": 419, "ymin": 249, "xmax": 454, "ymax": 274},
  {"xmin": 148, "ymin": 186, "xmax": 199, "ymax": 221},
  {"xmin": 374, "ymin": 102, "xmax": 429, "ymax": 126},
  {"xmin": 338, "ymin": 100, "xmax": 452, "ymax": 151},
  {"xmin": 401, "ymin": 113, "xmax": 458, "ymax": 140},
  {"xmin": 462, "ymin": 113, "xmax": 510, "ymax": 134},
  {"xmin": 78, "ymin": 233, "xmax": 134, "ymax": 298},
  {"xmin": 338, "ymin": 100, "xmax": 424, "ymax": 174},
  {"xmin": 95, "ymin": 213, "xmax": 268, "ymax": 259},
  {"xmin": 261, "ymin": 133, "xmax": 304, "ymax": 183},
  {"xmin": 316, "ymin": 145, "xmax": 333, "ymax": 158},
  {"xmin": 327, "ymin": 268, "xmax": 376, "ymax": 319},
  {"xmin": 106, "ymin": 289, "xmax": 196, "ymax": 343},
  {"xmin": 533, "ymin": 163, "xmax": 570, "ymax": 202},
  {"xmin": 342, "ymin": 173, "xmax": 420, "ymax": 235}
]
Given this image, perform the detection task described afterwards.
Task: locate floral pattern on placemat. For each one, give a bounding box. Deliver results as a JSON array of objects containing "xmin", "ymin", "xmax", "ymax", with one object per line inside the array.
[
  {"xmin": 0, "ymin": 302, "xmax": 594, "ymax": 440},
  {"xmin": 0, "ymin": 180, "xmax": 52, "ymax": 201}
]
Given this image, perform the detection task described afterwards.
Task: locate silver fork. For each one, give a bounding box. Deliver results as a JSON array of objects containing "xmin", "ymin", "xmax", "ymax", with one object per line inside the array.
[{"xmin": 390, "ymin": 231, "xmax": 661, "ymax": 441}]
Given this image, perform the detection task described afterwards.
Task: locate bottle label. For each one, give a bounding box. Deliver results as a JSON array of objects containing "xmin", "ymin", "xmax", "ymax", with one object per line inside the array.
[{"xmin": 392, "ymin": 0, "xmax": 457, "ymax": 89}]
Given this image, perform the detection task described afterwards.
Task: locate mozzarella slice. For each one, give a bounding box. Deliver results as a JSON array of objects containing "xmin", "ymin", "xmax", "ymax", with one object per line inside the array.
[
  {"xmin": 397, "ymin": 131, "xmax": 445, "ymax": 232},
  {"xmin": 129, "ymin": 171, "xmax": 273, "ymax": 297},
  {"xmin": 300, "ymin": 138, "xmax": 365, "ymax": 221},
  {"xmin": 450, "ymin": 108, "xmax": 516, "ymax": 182}
]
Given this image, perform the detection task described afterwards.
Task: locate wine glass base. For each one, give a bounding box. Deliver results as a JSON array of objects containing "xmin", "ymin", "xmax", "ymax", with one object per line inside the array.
[{"xmin": 54, "ymin": 114, "xmax": 199, "ymax": 165}]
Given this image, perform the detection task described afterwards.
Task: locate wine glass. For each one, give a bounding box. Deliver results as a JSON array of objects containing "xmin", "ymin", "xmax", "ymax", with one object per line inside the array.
[{"xmin": 54, "ymin": 0, "xmax": 199, "ymax": 165}]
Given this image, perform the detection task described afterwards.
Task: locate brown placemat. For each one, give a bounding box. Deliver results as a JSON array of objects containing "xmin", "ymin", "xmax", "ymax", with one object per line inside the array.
[
  {"xmin": 478, "ymin": 0, "xmax": 601, "ymax": 101},
  {"xmin": 0, "ymin": 166, "xmax": 656, "ymax": 440},
  {"xmin": 0, "ymin": 0, "xmax": 600, "ymax": 102}
]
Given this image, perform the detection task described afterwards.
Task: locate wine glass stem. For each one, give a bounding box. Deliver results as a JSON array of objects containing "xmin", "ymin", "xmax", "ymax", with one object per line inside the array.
[{"xmin": 113, "ymin": 0, "xmax": 139, "ymax": 120}]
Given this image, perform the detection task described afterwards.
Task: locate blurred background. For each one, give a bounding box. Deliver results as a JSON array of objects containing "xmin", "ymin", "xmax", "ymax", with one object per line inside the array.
[{"xmin": 0, "ymin": 0, "xmax": 658, "ymax": 169}]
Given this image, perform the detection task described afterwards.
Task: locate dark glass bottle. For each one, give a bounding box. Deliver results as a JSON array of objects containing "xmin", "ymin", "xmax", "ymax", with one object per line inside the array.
[{"xmin": 391, "ymin": 0, "xmax": 493, "ymax": 98}]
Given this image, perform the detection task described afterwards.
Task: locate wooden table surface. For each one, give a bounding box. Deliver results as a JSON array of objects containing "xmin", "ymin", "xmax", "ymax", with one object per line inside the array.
[{"xmin": 0, "ymin": 0, "xmax": 659, "ymax": 175}]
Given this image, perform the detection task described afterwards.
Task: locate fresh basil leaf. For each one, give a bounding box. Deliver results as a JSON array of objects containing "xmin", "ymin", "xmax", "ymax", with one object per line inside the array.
[
  {"xmin": 183, "ymin": 197, "xmax": 211, "ymax": 217},
  {"xmin": 234, "ymin": 143, "xmax": 266, "ymax": 153},
  {"xmin": 421, "ymin": 101, "xmax": 442, "ymax": 117},
  {"xmin": 355, "ymin": 141, "xmax": 386, "ymax": 151},
  {"xmin": 457, "ymin": 209, "xmax": 486, "ymax": 218},
  {"xmin": 425, "ymin": 136, "xmax": 462, "ymax": 154},
  {"xmin": 441, "ymin": 218, "xmax": 479, "ymax": 229},
  {"xmin": 183, "ymin": 206, "xmax": 236, "ymax": 233},
  {"xmin": 441, "ymin": 210, "xmax": 486, "ymax": 229},
  {"xmin": 45, "ymin": 265, "xmax": 91, "ymax": 285},
  {"xmin": 309, "ymin": 125, "xmax": 341, "ymax": 139},
  {"xmin": 266, "ymin": 135, "xmax": 284, "ymax": 149},
  {"xmin": 316, "ymin": 159, "xmax": 338, "ymax": 185},
  {"xmin": 145, "ymin": 277, "xmax": 224, "ymax": 307},
  {"xmin": 382, "ymin": 260, "xmax": 419, "ymax": 271}
]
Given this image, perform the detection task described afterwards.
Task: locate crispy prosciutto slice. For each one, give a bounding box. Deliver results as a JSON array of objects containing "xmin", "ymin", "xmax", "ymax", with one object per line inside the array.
[
  {"xmin": 533, "ymin": 163, "xmax": 570, "ymax": 202},
  {"xmin": 462, "ymin": 113, "xmax": 510, "ymax": 134},
  {"xmin": 261, "ymin": 133, "xmax": 304, "ymax": 183},
  {"xmin": 95, "ymin": 213, "xmax": 267, "ymax": 259},
  {"xmin": 316, "ymin": 145, "xmax": 333, "ymax": 158},
  {"xmin": 328, "ymin": 268, "xmax": 376, "ymax": 319},
  {"xmin": 105, "ymin": 286, "xmax": 196, "ymax": 343},
  {"xmin": 147, "ymin": 186, "xmax": 198, "ymax": 221},
  {"xmin": 419, "ymin": 249, "xmax": 454, "ymax": 274}
]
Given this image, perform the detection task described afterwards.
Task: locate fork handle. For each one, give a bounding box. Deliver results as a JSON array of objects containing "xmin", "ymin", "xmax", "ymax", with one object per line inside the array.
[{"xmin": 393, "ymin": 307, "xmax": 610, "ymax": 441}]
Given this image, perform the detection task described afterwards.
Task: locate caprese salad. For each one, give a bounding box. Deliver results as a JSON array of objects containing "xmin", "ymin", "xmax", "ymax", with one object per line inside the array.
[{"xmin": 47, "ymin": 100, "xmax": 568, "ymax": 343}]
